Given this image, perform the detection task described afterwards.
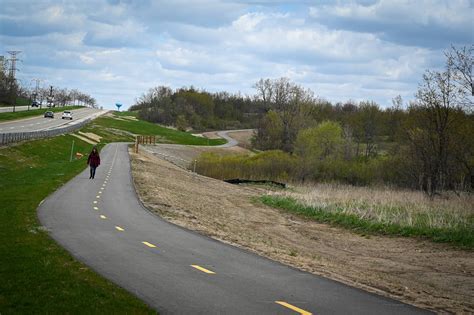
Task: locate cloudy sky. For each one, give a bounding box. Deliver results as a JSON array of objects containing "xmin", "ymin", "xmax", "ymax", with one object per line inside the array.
[{"xmin": 0, "ymin": 0, "xmax": 473, "ymax": 109}]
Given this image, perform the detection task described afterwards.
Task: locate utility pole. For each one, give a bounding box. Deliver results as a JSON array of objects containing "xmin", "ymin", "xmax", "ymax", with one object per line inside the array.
[
  {"xmin": 47, "ymin": 85, "xmax": 54, "ymax": 108},
  {"xmin": 7, "ymin": 51, "xmax": 21, "ymax": 112},
  {"xmin": 31, "ymin": 78, "xmax": 42, "ymax": 108}
]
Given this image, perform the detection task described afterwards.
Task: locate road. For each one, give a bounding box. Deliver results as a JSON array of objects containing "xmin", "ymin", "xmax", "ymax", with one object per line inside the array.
[
  {"xmin": 0, "ymin": 108, "xmax": 105, "ymax": 133},
  {"xmin": 38, "ymin": 143, "xmax": 431, "ymax": 314}
]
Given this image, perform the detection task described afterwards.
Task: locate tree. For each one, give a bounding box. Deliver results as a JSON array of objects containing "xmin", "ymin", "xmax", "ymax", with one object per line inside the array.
[
  {"xmin": 295, "ymin": 121, "xmax": 343, "ymax": 161},
  {"xmin": 406, "ymin": 45, "xmax": 473, "ymax": 195},
  {"xmin": 294, "ymin": 121, "xmax": 343, "ymax": 182},
  {"xmin": 445, "ymin": 45, "xmax": 473, "ymax": 109},
  {"xmin": 252, "ymin": 110, "xmax": 284, "ymax": 150},
  {"xmin": 350, "ymin": 101, "xmax": 381, "ymax": 157},
  {"xmin": 383, "ymin": 95, "xmax": 405, "ymax": 143},
  {"xmin": 253, "ymin": 78, "xmax": 315, "ymax": 152},
  {"xmin": 176, "ymin": 115, "xmax": 188, "ymax": 131}
]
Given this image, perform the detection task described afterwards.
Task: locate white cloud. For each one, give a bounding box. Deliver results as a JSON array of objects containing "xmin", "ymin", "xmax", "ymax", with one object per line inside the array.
[
  {"xmin": 1, "ymin": 0, "xmax": 471, "ymax": 109},
  {"xmin": 308, "ymin": 0, "xmax": 473, "ymax": 48},
  {"xmin": 309, "ymin": 0, "xmax": 473, "ymax": 27}
]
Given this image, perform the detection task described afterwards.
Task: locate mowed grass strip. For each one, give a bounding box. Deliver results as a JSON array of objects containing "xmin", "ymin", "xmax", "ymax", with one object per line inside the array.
[
  {"xmin": 0, "ymin": 135, "xmax": 154, "ymax": 313},
  {"xmin": 83, "ymin": 112, "xmax": 226, "ymax": 146},
  {"xmin": 0, "ymin": 113, "xmax": 226, "ymax": 313},
  {"xmin": 260, "ymin": 195, "xmax": 474, "ymax": 248},
  {"xmin": 0, "ymin": 105, "xmax": 85, "ymax": 122}
]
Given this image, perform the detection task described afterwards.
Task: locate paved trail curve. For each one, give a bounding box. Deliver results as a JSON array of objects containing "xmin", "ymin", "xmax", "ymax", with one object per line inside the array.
[{"xmin": 39, "ymin": 143, "xmax": 430, "ymax": 314}]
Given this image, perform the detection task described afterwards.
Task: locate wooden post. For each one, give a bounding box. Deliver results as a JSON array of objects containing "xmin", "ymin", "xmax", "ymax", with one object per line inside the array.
[{"xmin": 69, "ymin": 140, "xmax": 75, "ymax": 162}]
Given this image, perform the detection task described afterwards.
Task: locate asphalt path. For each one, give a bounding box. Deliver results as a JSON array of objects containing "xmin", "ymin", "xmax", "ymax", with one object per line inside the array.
[
  {"xmin": 0, "ymin": 108, "xmax": 104, "ymax": 133},
  {"xmin": 215, "ymin": 129, "xmax": 253, "ymax": 148},
  {"xmin": 38, "ymin": 143, "xmax": 431, "ymax": 314}
]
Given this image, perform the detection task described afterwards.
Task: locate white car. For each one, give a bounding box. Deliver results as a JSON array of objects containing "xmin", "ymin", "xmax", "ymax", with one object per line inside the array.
[{"xmin": 62, "ymin": 111, "xmax": 73, "ymax": 120}]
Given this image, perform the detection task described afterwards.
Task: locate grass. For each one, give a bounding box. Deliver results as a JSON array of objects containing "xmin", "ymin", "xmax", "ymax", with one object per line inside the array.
[
  {"xmin": 260, "ymin": 185, "xmax": 474, "ymax": 248},
  {"xmin": 114, "ymin": 110, "xmax": 139, "ymax": 117},
  {"xmin": 0, "ymin": 96, "xmax": 30, "ymax": 107},
  {"xmin": 82, "ymin": 112, "xmax": 227, "ymax": 145},
  {"xmin": 0, "ymin": 111, "xmax": 230, "ymax": 313},
  {"xmin": 0, "ymin": 134, "xmax": 154, "ymax": 313},
  {"xmin": 0, "ymin": 105, "xmax": 84, "ymax": 122}
]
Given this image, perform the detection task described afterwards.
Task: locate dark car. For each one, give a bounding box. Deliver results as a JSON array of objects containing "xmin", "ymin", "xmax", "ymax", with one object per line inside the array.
[
  {"xmin": 44, "ymin": 111, "xmax": 54, "ymax": 118},
  {"xmin": 31, "ymin": 101, "xmax": 39, "ymax": 107}
]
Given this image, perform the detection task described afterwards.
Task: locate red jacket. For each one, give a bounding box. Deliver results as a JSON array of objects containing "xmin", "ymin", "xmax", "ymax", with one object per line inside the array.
[{"xmin": 87, "ymin": 152, "xmax": 100, "ymax": 167}]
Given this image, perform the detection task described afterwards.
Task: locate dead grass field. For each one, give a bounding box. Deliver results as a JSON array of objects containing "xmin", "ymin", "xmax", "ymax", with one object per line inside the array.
[
  {"xmin": 131, "ymin": 147, "xmax": 474, "ymax": 313},
  {"xmin": 276, "ymin": 183, "xmax": 473, "ymax": 232},
  {"xmin": 142, "ymin": 144, "xmax": 250, "ymax": 169}
]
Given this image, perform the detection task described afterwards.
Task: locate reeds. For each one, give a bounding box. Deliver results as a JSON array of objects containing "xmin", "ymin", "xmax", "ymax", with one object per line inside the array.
[
  {"xmin": 281, "ymin": 184, "xmax": 473, "ymax": 229},
  {"xmin": 263, "ymin": 183, "xmax": 473, "ymax": 247}
]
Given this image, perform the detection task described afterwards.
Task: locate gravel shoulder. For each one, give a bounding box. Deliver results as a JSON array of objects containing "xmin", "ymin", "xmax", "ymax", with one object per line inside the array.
[{"xmin": 130, "ymin": 143, "xmax": 473, "ymax": 314}]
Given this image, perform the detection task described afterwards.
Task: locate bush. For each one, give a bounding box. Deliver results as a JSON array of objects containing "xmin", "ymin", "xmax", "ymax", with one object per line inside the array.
[{"xmin": 196, "ymin": 150, "xmax": 296, "ymax": 182}]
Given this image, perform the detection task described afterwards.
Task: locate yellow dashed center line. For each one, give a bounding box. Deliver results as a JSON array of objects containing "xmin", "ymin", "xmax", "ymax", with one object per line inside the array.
[
  {"xmin": 142, "ymin": 241, "xmax": 157, "ymax": 248},
  {"xmin": 190, "ymin": 265, "xmax": 216, "ymax": 274},
  {"xmin": 100, "ymin": 187, "xmax": 104, "ymax": 190},
  {"xmin": 93, "ymin": 206, "xmax": 99, "ymax": 211},
  {"xmin": 275, "ymin": 301, "xmax": 312, "ymax": 315},
  {"xmin": 96, "ymin": 195, "xmax": 100, "ymax": 199},
  {"xmin": 100, "ymin": 215, "xmax": 107, "ymax": 219},
  {"xmin": 93, "ymin": 201, "xmax": 98, "ymax": 204},
  {"xmin": 115, "ymin": 226, "xmax": 124, "ymax": 231},
  {"xmin": 99, "ymin": 191, "xmax": 102, "ymax": 194}
]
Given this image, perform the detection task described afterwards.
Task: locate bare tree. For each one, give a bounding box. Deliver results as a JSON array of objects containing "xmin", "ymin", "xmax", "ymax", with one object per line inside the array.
[
  {"xmin": 445, "ymin": 45, "xmax": 473, "ymax": 109},
  {"xmin": 407, "ymin": 45, "xmax": 472, "ymax": 195},
  {"xmin": 254, "ymin": 78, "xmax": 315, "ymax": 152}
]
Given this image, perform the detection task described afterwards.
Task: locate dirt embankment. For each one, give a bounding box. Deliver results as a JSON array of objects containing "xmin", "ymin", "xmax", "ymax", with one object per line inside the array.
[{"xmin": 130, "ymin": 146, "xmax": 473, "ymax": 314}]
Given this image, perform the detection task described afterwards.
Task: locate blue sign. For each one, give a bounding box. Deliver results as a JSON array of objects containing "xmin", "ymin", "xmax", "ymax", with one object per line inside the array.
[{"xmin": 115, "ymin": 103, "xmax": 122, "ymax": 111}]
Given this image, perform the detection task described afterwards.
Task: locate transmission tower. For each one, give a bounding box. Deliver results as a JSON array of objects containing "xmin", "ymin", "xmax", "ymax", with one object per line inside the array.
[
  {"xmin": 31, "ymin": 78, "xmax": 42, "ymax": 107},
  {"xmin": 6, "ymin": 51, "xmax": 21, "ymax": 112},
  {"xmin": 7, "ymin": 51, "xmax": 21, "ymax": 79}
]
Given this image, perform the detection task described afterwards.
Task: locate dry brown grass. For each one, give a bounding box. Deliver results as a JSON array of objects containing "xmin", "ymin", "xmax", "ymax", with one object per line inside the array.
[
  {"xmin": 274, "ymin": 183, "xmax": 474, "ymax": 230},
  {"xmin": 78, "ymin": 131, "xmax": 102, "ymax": 143},
  {"xmin": 130, "ymin": 148, "xmax": 474, "ymax": 313}
]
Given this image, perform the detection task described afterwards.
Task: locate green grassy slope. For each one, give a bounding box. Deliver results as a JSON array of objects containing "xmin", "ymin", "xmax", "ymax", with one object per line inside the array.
[
  {"xmin": 83, "ymin": 112, "xmax": 226, "ymax": 145},
  {"xmin": 0, "ymin": 111, "xmax": 227, "ymax": 313},
  {"xmin": 0, "ymin": 135, "xmax": 154, "ymax": 313}
]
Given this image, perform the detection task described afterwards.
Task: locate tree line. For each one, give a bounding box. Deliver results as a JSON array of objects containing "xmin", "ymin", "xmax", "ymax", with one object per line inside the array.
[
  {"xmin": 130, "ymin": 86, "xmax": 266, "ymax": 130},
  {"xmin": 250, "ymin": 46, "xmax": 473, "ymax": 195},
  {"xmin": 0, "ymin": 67, "xmax": 97, "ymax": 108},
  {"xmin": 134, "ymin": 45, "xmax": 473, "ymax": 195}
]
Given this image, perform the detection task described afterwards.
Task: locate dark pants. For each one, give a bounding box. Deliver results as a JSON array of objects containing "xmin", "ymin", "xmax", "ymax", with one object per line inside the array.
[{"xmin": 90, "ymin": 166, "xmax": 97, "ymax": 179}]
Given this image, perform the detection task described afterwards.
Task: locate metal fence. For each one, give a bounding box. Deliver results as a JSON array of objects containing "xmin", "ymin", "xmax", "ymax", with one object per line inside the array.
[{"xmin": 0, "ymin": 118, "xmax": 92, "ymax": 146}]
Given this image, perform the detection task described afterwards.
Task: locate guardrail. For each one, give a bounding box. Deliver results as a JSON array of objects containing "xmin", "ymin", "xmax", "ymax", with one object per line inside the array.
[{"xmin": 0, "ymin": 118, "xmax": 92, "ymax": 146}]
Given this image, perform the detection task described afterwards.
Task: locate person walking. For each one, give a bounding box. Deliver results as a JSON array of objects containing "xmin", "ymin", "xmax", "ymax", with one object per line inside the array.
[{"xmin": 87, "ymin": 146, "xmax": 100, "ymax": 179}]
